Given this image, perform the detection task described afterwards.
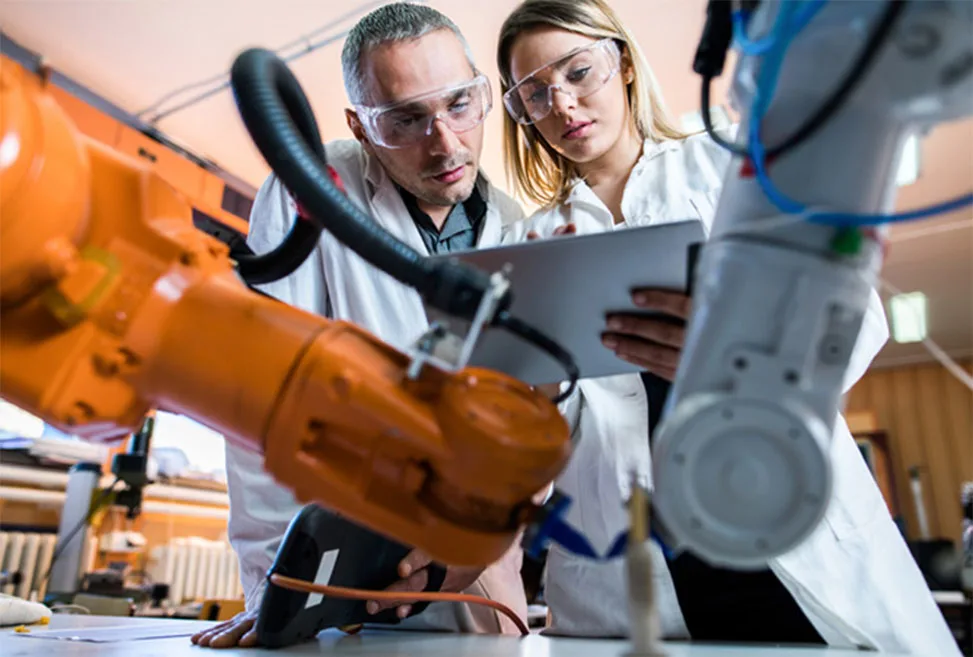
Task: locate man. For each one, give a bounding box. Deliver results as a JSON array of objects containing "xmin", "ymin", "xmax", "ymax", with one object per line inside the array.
[{"xmin": 191, "ymin": 3, "xmax": 526, "ymax": 648}]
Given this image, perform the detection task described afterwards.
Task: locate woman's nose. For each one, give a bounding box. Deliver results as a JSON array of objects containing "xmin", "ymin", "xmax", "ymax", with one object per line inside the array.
[{"xmin": 550, "ymin": 86, "xmax": 577, "ymax": 117}]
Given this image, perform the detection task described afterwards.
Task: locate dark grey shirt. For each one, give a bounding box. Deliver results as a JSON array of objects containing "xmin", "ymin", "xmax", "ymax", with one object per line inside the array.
[{"xmin": 399, "ymin": 182, "xmax": 488, "ymax": 254}]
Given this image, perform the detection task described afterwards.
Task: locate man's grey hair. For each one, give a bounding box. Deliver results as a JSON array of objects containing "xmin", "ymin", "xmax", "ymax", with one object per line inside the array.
[{"xmin": 341, "ymin": 2, "xmax": 477, "ymax": 106}]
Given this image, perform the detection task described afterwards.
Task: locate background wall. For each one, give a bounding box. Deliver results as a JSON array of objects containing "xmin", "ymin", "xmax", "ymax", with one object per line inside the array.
[{"xmin": 847, "ymin": 360, "xmax": 972, "ymax": 544}]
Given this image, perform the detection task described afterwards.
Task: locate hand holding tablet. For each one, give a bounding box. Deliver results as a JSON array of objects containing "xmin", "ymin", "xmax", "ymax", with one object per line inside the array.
[{"xmin": 425, "ymin": 219, "xmax": 706, "ymax": 386}]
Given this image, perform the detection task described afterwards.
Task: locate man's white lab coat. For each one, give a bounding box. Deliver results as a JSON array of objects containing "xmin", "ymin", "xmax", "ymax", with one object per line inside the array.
[
  {"xmin": 503, "ymin": 133, "xmax": 959, "ymax": 655},
  {"xmin": 225, "ymin": 139, "xmax": 529, "ymax": 634}
]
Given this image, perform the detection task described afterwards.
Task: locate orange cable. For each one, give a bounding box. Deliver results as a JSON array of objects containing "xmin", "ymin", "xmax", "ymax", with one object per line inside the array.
[{"xmin": 268, "ymin": 573, "xmax": 531, "ymax": 636}]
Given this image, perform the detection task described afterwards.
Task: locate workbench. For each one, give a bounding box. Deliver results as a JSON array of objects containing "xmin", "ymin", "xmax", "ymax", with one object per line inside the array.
[{"xmin": 0, "ymin": 615, "xmax": 942, "ymax": 656}]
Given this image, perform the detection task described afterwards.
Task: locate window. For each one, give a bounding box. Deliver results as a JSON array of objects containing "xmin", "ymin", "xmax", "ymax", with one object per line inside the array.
[
  {"xmin": 150, "ymin": 411, "xmax": 226, "ymax": 482},
  {"xmin": 0, "ymin": 400, "xmax": 45, "ymax": 439},
  {"xmin": 889, "ymin": 291, "xmax": 928, "ymax": 344},
  {"xmin": 0, "ymin": 400, "xmax": 225, "ymax": 481}
]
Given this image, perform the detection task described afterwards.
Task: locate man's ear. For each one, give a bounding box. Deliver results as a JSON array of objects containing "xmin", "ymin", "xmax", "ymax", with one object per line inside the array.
[{"xmin": 345, "ymin": 108, "xmax": 370, "ymax": 146}]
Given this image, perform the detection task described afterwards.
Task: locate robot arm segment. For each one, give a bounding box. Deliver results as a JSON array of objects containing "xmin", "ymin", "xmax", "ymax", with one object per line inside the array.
[
  {"xmin": 653, "ymin": 0, "xmax": 973, "ymax": 568},
  {"xmin": 0, "ymin": 57, "xmax": 572, "ymax": 568}
]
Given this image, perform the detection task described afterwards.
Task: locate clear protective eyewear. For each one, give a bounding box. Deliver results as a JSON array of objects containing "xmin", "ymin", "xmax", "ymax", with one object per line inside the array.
[
  {"xmin": 354, "ymin": 75, "xmax": 493, "ymax": 149},
  {"xmin": 503, "ymin": 39, "xmax": 621, "ymax": 126}
]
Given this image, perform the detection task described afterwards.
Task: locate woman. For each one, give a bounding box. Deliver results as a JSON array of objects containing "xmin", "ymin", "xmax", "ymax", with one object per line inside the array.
[{"xmin": 496, "ymin": 1, "xmax": 958, "ymax": 654}]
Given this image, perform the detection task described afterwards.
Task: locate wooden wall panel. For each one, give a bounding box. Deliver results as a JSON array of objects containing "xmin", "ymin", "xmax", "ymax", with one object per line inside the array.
[{"xmin": 846, "ymin": 359, "xmax": 973, "ymax": 543}]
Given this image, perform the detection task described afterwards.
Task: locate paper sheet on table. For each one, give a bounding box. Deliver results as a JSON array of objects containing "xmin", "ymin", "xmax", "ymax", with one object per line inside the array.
[{"xmin": 14, "ymin": 620, "xmax": 204, "ymax": 642}]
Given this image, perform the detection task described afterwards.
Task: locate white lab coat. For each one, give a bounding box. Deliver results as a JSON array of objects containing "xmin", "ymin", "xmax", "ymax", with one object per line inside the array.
[
  {"xmin": 224, "ymin": 139, "xmax": 529, "ymax": 634},
  {"xmin": 503, "ymin": 133, "xmax": 959, "ymax": 655}
]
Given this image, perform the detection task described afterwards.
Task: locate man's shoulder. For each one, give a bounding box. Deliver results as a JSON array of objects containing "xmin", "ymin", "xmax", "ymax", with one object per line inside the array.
[
  {"xmin": 256, "ymin": 139, "xmax": 365, "ymax": 195},
  {"xmin": 323, "ymin": 138, "xmax": 366, "ymax": 167},
  {"xmin": 478, "ymin": 175, "xmax": 526, "ymax": 226}
]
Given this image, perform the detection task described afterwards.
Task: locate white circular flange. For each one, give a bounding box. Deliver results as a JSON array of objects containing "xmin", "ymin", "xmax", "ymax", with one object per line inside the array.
[{"xmin": 652, "ymin": 393, "xmax": 833, "ymax": 569}]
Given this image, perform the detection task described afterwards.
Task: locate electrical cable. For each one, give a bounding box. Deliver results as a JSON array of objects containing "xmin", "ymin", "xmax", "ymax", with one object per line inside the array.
[
  {"xmin": 226, "ymin": 49, "xmax": 326, "ymax": 286},
  {"xmin": 492, "ymin": 311, "xmax": 579, "ymax": 404},
  {"xmin": 807, "ymin": 193, "xmax": 973, "ymax": 227},
  {"xmin": 701, "ymin": 75, "xmax": 745, "ymax": 156},
  {"xmin": 228, "ymin": 48, "xmax": 580, "ymax": 376},
  {"xmin": 42, "ymin": 477, "xmax": 122, "ymax": 585},
  {"xmin": 267, "ymin": 573, "xmax": 530, "ymax": 636},
  {"xmin": 701, "ymin": 1, "xmax": 908, "ymax": 161},
  {"xmin": 136, "ymin": 0, "xmax": 397, "ymax": 122},
  {"xmin": 762, "ymin": 0, "xmax": 907, "ymax": 158},
  {"xmin": 744, "ymin": 1, "xmax": 973, "ymax": 226},
  {"xmin": 732, "ymin": 0, "xmax": 826, "ymax": 56},
  {"xmin": 229, "ymin": 47, "xmax": 500, "ymax": 321}
]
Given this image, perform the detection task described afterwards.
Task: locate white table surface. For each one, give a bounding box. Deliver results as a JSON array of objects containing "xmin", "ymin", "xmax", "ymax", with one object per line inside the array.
[{"xmin": 0, "ymin": 615, "xmax": 937, "ymax": 657}]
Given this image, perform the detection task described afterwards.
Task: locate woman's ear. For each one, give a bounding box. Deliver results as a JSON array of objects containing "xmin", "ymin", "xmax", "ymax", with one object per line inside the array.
[{"xmin": 620, "ymin": 47, "xmax": 635, "ymax": 85}]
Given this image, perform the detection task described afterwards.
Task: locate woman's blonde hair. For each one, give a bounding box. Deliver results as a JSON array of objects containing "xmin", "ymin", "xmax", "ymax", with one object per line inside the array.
[{"xmin": 497, "ymin": 0, "xmax": 690, "ymax": 208}]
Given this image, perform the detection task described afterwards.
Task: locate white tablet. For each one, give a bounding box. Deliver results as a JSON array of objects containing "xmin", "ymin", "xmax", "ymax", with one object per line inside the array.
[{"xmin": 425, "ymin": 220, "xmax": 706, "ymax": 385}]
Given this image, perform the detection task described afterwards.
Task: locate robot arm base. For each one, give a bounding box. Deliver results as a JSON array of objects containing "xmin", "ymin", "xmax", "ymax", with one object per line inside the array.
[{"xmin": 652, "ymin": 392, "xmax": 832, "ymax": 569}]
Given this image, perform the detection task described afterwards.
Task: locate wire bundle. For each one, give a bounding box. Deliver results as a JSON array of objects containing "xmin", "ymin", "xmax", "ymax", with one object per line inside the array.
[{"xmin": 701, "ymin": 0, "xmax": 972, "ymax": 227}]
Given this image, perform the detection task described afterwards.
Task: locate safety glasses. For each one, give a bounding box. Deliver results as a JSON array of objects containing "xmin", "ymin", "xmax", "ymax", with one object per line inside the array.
[
  {"xmin": 503, "ymin": 39, "xmax": 621, "ymax": 126},
  {"xmin": 354, "ymin": 75, "xmax": 493, "ymax": 149}
]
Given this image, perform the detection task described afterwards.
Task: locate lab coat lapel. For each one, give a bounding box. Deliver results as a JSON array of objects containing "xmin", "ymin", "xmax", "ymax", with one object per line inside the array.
[
  {"xmin": 364, "ymin": 150, "xmax": 431, "ymax": 256},
  {"xmin": 478, "ymin": 185, "xmax": 503, "ymax": 248},
  {"xmin": 352, "ymin": 151, "xmax": 431, "ymax": 348}
]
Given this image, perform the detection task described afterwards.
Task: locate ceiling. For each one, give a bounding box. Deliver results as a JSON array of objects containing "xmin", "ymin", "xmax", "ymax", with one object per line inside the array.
[{"xmin": 2, "ymin": 0, "xmax": 970, "ymax": 369}]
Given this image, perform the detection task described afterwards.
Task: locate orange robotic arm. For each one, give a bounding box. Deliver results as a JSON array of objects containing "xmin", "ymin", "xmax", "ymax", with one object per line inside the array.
[{"xmin": 0, "ymin": 56, "xmax": 571, "ymax": 567}]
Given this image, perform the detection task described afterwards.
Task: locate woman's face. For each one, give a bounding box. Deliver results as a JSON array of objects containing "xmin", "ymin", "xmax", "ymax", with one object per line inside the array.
[{"xmin": 507, "ymin": 28, "xmax": 633, "ymax": 166}]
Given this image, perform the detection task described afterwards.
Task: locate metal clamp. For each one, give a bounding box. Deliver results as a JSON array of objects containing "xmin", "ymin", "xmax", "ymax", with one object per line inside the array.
[{"xmin": 406, "ymin": 269, "xmax": 511, "ymax": 379}]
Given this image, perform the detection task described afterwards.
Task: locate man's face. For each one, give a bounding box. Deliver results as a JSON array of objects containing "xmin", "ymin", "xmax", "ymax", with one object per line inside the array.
[{"xmin": 351, "ymin": 29, "xmax": 485, "ymax": 208}]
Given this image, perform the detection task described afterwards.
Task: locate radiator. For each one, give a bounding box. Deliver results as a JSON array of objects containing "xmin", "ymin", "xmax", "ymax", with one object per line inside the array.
[
  {"xmin": 0, "ymin": 531, "xmax": 241, "ymax": 604},
  {"xmin": 0, "ymin": 531, "xmax": 96, "ymax": 601},
  {"xmin": 146, "ymin": 537, "xmax": 242, "ymax": 604}
]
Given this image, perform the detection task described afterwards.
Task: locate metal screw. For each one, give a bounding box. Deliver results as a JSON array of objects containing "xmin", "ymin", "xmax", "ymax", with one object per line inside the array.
[{"xmin": 897, "ymin": 23, "xmax": 940, "ymax": 58}]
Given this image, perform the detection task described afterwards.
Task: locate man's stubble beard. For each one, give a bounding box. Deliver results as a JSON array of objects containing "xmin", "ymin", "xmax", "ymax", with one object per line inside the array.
[{"xmin": 373, "ymin": 148, "xmax": 477, "ymax": 208}]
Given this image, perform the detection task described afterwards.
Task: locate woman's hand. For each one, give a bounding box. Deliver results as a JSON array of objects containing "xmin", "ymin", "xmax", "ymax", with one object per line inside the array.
[
  {"xmin": 601, "ymin": 289, "xmax": 691, "ymax": 382},
  {"xmin": 526, "ymin": 223, "xmax": 576, "ymax": 240}
]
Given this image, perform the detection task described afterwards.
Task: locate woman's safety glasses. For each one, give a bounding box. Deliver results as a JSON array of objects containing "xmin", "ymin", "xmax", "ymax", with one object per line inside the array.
[
  {"xmin": 354, "ymin": 75, "xmax": 493, "ymax": 149},
  {"xmin": 503, "ymin": 39, "xmax": 621, "ymax": 126}
]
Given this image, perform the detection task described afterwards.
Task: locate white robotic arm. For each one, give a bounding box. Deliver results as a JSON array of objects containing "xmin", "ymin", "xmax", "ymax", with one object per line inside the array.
[{"xmin": 652, "ymin": 0, "xmax": 973, "ymax": 568}]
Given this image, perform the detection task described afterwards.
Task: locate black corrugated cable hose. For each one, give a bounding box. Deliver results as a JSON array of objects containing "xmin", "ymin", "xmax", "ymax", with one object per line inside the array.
[
  {"xmin": 228, "ymin": 47, "xmax": 496, "ymax": 320},
  {"xmin": 227, "ymin": 47, "xmax": 579, "ymax": 399}
]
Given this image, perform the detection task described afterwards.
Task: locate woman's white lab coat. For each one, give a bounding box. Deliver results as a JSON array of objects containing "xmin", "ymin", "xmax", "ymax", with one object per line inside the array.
[
  {"xmin": 224, "ymin": 139, "xmax": 529, "ymax": 634},
  {"xmin": 502, "ymin": 133, "xmax": 958, "ymax": 655}
]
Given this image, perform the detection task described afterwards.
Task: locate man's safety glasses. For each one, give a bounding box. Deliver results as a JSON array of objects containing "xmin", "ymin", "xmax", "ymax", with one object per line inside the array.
[
  {"xmin": 503, "ymin": 39, "xmax": 621, "ymax": 126},
  {"xmin": 354, "ymin": 75, "xmax": 492, "ymax": 149}
]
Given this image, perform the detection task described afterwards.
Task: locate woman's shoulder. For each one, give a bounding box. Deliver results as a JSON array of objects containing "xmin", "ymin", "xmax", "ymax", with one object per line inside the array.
[
  {"xmin": 677, "ymin": 128, "xmax": 736, "ymax": 170},
  {"xmin": 501, "ymin": 202, "xmax": 572, "ymax": 243}
]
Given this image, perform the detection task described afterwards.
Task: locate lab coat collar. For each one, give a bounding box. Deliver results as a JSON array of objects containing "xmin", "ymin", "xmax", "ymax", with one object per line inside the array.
[
  {"xmin": 561, "ymin": 138, "xmax": 681, "ymax": 229},
  {"xmin": 563, "ymin": 138, "xmax": 680, "ymax": 203},
  {"xmin": 361, "ymin": 144, "xmax": 503, "ymax": 248}
]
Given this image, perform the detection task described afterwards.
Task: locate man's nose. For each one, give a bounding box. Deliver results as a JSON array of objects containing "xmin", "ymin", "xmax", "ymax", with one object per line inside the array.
[
  {"xmin": 550, "ymin": 87, "xmax": 577, "ymax": 118},
  {"xmin": 426, "ymin": 117, "xmax": 461, "ymax": 156}
]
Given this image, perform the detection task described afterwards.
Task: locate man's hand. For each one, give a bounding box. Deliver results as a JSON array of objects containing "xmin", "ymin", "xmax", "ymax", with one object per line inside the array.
[
  {"xmin": 366, "ymin": 549, "xmax": 485, "ymax": 620},
  {"xmin": 601, "ymin": 289, "xmax": 691, "ymax": 381},
  {"xmin": 191, "ymin": 610, "xmax": 259, "ymax": 648}
]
